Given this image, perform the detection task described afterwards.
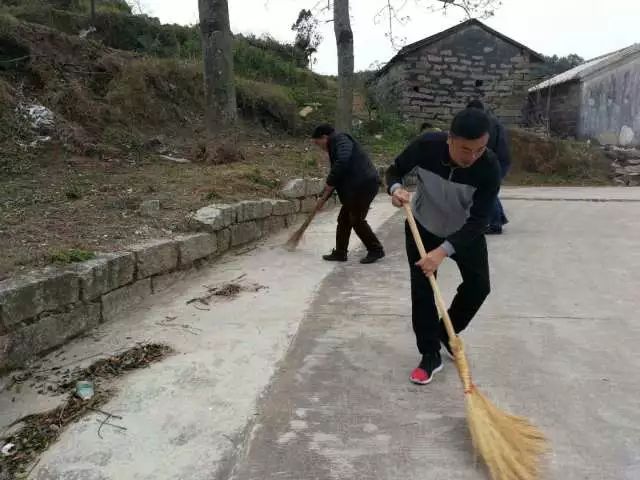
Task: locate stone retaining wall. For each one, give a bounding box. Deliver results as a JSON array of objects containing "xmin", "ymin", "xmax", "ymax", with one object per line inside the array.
[{"xmin": 0, "ymin": 179, "xmax": 336, "ymax": 372}]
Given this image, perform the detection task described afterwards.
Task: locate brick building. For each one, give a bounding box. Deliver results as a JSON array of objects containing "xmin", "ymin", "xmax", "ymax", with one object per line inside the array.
[
  {"xmin": 368, "ymin": 19, "xmax": 545, "ymax": 125},
  {"xmin": 527, "ymin": 44, "xmax": 640, "ymax": 146}
]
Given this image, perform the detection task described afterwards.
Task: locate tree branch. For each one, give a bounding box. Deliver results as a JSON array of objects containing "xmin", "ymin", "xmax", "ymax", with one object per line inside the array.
[
  {"xmin": 374, "ymin": 0, "xmax": 410, "ymax": 51},
  {"xmin": 419, "ymin": 0, "xmax": 501, "ymax": 19},
  {"xmin": 374, "ymin": 0, "xmax": 500, "ymax": 49},
  {"xmin": 434, "ymin": 0, "xmax": 471, "ymax": 18}
]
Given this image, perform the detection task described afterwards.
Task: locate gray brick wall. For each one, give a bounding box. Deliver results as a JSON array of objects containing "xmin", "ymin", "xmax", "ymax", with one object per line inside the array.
[{"xmin": 370, "ymin": 23, "xmax": 544, "ymax": 126}]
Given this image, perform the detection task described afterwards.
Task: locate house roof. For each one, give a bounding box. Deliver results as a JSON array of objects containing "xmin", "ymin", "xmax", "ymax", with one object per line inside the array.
[
  {"xmin": 529, "ymin": 43, "xmax": 640, "ymax": 92},
  {"xmin": 373, "ymin": 18, "xmax": 545, "ymax": 79}
]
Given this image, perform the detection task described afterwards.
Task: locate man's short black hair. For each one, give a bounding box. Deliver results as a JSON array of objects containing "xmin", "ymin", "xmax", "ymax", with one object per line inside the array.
[
  {"xmin": 467, "ymin": 99, "xmax": 485, "ymax": 110},
  {"xmin": 311, "ymin": 124, "xmax": 335, "ymax": 138},
  {"xmin": 450, "ymin": 108, "xmax": 490, "ymax": 140}
]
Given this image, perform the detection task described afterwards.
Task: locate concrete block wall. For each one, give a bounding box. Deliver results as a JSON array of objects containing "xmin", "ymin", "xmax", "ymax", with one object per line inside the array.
[{"xmin": 0, "ymin": 178, "xmax": 335, "ymax": 372}]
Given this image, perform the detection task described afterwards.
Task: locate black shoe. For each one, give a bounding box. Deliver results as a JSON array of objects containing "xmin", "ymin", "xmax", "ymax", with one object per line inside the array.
[
  {"xmin": 410, "ymin": 352, "xmax": 443, "ymax": 385},
  {"xmin": 486, "ymin": 225, "xmax": 503, "ymax": 235},
  {"xmin": 360, "ymin": 249, "xmax": 385, "ymax": 264},
  {"xmin": 322, "ymin": 250, "xmax": 347, "ymax": 262}
]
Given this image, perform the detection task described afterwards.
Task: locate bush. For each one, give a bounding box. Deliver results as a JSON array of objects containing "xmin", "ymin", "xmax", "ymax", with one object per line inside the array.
[
  {"xmin": 104, "ymin": 60, "xmax": 300, "ymax": 132},
  {"xmin": 3, "ymin": 4, "xmax": 310, "ymax": 69},
  {"xmin": 49, "ymin": 248, "xmax": 95, "ymax": 264},
  {"xmin": 238, "ymin": 34, "xmax": 307, "ymax": 68},
  {"xmin": 105, "ymin": 57, "xmax": 203, "ymax": 125},
  {"xmin": 6, "ymin": 5, "xmax": 84, "ymax": 33},
  {"xmin": 93, "ymin": 13, "xmax": 201, "ymax": 58},
  {"xmin": 289, "ymin": 78, "xmax": 337, "ymax": 124},
  {"xmin": 354, "ymin": 113, "xmax": 421, "ymax": 158},
  {"xmin": 508, "ymin": 129, "xmax": 611, "ymax": 185},
  {"xmin": 233, "ymin": 36, "xmax": 323, "ymax": 87},
  {"xmin": 236, "ymin": 78, "xmax": 297, "ymax": 132}
]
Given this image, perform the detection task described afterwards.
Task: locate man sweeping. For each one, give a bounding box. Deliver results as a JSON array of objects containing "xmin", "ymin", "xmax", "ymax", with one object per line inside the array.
[
  {"xmin": 386, "ymin": 108, "xmax": 500, "ymax": 385},
  {"xmin": 311, "ymin": 124, "xmax": 385, "ymax": 264}
]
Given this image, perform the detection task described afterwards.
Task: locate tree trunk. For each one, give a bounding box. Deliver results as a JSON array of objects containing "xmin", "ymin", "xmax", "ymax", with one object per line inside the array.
[
  {"xmin": 333, "ymin": 0, "xmax": 353, "ymax": 132},
  {"xmin": 198, "ymin": 0, "xmax": 237, "ymax": 134},
  {"xmin": 90, "ymin": 0, "xmax": 95, "ymax": 24}
]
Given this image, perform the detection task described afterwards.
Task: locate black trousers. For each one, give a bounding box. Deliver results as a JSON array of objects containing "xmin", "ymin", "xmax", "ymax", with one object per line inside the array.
[
  {"xmin": 336, "ymin": 184, "xmax": 383, "ymax": 254},
  {"xmin": 405, "ymin": 220, "xmax": 490, "ymax": 355}
]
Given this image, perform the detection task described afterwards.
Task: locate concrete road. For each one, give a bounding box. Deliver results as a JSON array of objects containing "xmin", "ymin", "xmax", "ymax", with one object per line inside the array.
[
  {"xmin": 230, "ymin": 187, "xmax": 640, "ymax": 480},
  {"xmin": 4, "ymin": 197, "xmax": 397, "ymax": 480},
  {"xmin": 1, "ymin": 188, "xmax": 639, "ymax": 480}
]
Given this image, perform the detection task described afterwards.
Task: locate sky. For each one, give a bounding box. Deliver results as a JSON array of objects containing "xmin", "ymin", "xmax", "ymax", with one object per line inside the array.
[{"xmin": 143, "ymin": 0, "xmax": 640, "ymax": 75}]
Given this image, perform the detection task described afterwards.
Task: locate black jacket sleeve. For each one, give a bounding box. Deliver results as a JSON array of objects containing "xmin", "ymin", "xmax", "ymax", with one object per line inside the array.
[
  {"xmin": 385, "ymin": 138, "xmax": 423, "ymax": 193},
  {"xmin": 446, "ymin": 160, "xmax": 500, "ymax": 251},
  {"xmin": 494, "ymin": 124, "xmax": 511, "ymax": 178},
  {"xmin": 326, "ymin": 133, "xmax": 353, "ymax": 187}
]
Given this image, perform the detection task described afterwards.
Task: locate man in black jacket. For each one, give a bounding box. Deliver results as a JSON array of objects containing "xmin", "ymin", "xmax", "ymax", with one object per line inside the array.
[
  {"xmin": 467, "ymin": 100, "xmax": 511, "ymax": 234},
  {"xmin": 311, "ymin": 124, "xmax": 385, "ymax": 264},
  {"xmin": 386, "ymin": 108, "xmax": 500, "ymax": 385}
]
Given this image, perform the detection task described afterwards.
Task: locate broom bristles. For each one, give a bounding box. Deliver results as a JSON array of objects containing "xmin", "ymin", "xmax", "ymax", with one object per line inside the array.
[
  {"xmin": 284, "ymin": 226, "xmax": 305, "ymax": 251},
  {"xmin": 284, "ymin": 210, "xmax": 317, "ymax": 251},
  {"xmin": 465, "ymin": 382, "xmax": 547, "ymax": 480},
  {"xmin": 449, "ymin": 337, "xmax": 547, "ymax": 480}
]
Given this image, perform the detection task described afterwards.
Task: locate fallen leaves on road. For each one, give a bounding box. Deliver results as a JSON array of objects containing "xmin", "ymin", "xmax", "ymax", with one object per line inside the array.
[
  {"xmin": 186, "ymin": 274, "xmax": 267, "ymax": 310},
  {"xmin": 0, "ymin": 343, "xmax": 172, "ymax": 478}
]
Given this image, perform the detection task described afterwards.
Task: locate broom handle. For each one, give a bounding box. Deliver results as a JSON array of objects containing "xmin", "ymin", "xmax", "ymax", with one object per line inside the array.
[
  {"xmin": 403, "ymin": 203, "xmax": 457, "ymax": 342},
  {"xmin": 306, "ymin": 195, "xmax": 328, "ymax": 225},
  {"xmin": 297, "ymin": 196, "xmax": 325, "ymax": 233}
]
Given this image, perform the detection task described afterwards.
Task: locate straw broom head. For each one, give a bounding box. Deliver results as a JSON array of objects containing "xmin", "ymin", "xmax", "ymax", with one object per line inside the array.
[
  {"xmin": 451, "ymin": 337, "xmax": 548, "ymax": 480},
  {"xmin": 466, "ymin": 390, "xmax": 548, "ymax": 480},
  {"xmin": 284, "ymin": 209, "xmax": 317, "ymax": 251},
  {"xmin": 284, "ymin": 223, "xmax": 306, "ymax": 251}
]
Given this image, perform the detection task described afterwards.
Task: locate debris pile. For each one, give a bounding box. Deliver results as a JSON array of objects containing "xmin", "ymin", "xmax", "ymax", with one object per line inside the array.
[
  {"xmin": 14, "ymin": 103, "xmax": 55, "ymax": 149},
  {"xmin": 0, "ymin": 343, "xmax": 172, "ymax": 478},
  {"xmin": 186, "ymin": 274, "xmax": 267, "ymax": 310},
  {"xmin": 605, "ymin": 145, "xmax": 640, "ymax": 186}
]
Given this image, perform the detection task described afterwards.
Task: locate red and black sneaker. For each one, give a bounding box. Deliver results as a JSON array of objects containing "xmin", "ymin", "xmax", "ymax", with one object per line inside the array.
[{"xmin": 409, "ymin": 352, "xmax": 443, "ymax": 385}]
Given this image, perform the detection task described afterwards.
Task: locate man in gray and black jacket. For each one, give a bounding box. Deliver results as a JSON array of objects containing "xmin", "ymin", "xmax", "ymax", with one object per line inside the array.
[
  {"xmin": 312, "ymin": 124, "xmax": 385, "ymax": 264},
  {"xmin": 386, "ymin": 108, "xmax": 500, "ymax": 385}
]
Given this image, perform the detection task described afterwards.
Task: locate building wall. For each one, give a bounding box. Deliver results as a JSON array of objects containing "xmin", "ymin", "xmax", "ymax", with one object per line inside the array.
[
  {"xmin": 370, "ymin": 24, "xmax": 543, "ymax": 126},
  {"xmin": 367, "ymin": 62, "xmax": 407, "ymax": 116},
  {"xmin": 526, "ymin": 82, "xmax": 582, "ymax": 138},
  {"xmin": 580, "ymin": 56, "xmax": 640, "ymax": 146}
]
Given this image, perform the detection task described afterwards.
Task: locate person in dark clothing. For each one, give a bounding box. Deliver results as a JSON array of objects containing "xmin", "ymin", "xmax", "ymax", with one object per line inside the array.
[
  {"xmin": 386, "ymin": 108, "xmax": 500, "ymax": 385},
  {"xmin": 419, "ymin": 121, "xmax": 441, "ymax": 133},
  {"xmin": 311, "ymin": 124, "xmax": 385, "ymax": 264},
  {"xmin": 467, "ymin": 100, "xmax": 511, "ymax": 234},
  {"xmin": 420, "ymin": 121, "xmax": 433, "ymax": 132}
]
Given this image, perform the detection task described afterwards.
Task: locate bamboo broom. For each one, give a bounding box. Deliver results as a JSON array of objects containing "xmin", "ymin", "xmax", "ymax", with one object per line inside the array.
[
  {"xmin": 403, "ymin": 203, "xmax": 547, "ymax": 480},
  {"xmin": 284, "ymin": 198, "xmax": 324, "ymax": 251}
]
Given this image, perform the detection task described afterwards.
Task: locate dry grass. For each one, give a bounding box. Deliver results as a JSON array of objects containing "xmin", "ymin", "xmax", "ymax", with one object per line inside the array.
[
  {"xmin": 0, "ymin": 136, "xmax": 326, "ymax": 278},
  {"xmin": 0, "ymin": 15, "xmax": 332, "ymax": 278},
  {"xmin": 506, "ymin": 128, "xmax": 612, "ymax": 186}
]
